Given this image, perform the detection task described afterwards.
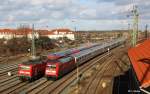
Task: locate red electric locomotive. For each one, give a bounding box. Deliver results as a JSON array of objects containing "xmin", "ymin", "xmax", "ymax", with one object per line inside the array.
[
  {"xmin": 18, "ymin": 58, "xmax": 46, "ymax": 81},
  {"xmin": 45, "ymin": 56, "xmax": 76, "ymax": 80},
  {"xmin": 45, "ymin": 44, "xmax": 103, "ymax": 80},
  {"xmin": 18, "ymin": 42, "xmax": 102, "ymax": 81},
  {"xmin": 45, "ymin": 38, "xmax": 126, "ymax": 80}
]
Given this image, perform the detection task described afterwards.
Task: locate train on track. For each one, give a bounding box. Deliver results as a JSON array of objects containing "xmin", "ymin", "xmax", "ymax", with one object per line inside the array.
[
  {"xmin": 45, "ymin": 38, "xmax": 126, "ymax": 79},
  {"xmin": 18, "ymin": 43, "xmax": 102, "ymax": 81},
  {"xmin": 18, "ymin": 58, "xmax": 46, "ymax": 81},
  {"xmin": 18, "ymin": 38, "xmax": 126, "ymax": 81},
  {"xmin": 47, "ymin": 43, "xmax": 101, "ymax": 60}
]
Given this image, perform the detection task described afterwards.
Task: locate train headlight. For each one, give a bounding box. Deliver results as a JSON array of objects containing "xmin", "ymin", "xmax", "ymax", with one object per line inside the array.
[{"xmin": 19, "ymin": 71, "xmax": 30, "ymax": 75}]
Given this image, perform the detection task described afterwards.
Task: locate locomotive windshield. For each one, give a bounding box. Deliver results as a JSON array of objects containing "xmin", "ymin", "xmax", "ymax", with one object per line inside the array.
[
  {"xmin": 45, "ymin": 64, "xmax": 56, "ymax": 75},
  {"xmin": 46, "ymin": 65, "xmax": 56, "ymax": 71},
  {"xmin": 20, "ymin": 66, "xmax": 30, "ymax": 70}
]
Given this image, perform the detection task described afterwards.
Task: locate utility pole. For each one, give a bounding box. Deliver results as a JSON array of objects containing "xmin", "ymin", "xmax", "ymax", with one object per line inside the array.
[
  {"xmin": 132, "ymin": 5, "xmax": 139, "ymax": 47},
  {"xmin": 74, "ymin": 26, "xmax": 79, "ymax": 84},
  {"xmin": 145, "ymin": 24, "xmax": 148, "ymax": 39},
  {"xmin": 72, "ymin": 20, "xmax": 79, "ymax": 92},
  {"xmin": 31, "ymin": 24, "xmax": 36, "ymax": 59}
]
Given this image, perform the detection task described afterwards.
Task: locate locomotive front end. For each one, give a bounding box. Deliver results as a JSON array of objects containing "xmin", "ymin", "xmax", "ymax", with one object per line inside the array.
[
  {"xmin": 45, "ymin": 63, "xmax": 58, "ymax": 80},
  {"xmin": 18, "ymin": 64, "xmax": 32, "ymax": 81}
]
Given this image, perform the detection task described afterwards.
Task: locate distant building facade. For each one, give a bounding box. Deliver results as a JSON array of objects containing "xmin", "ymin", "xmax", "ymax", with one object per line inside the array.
[
  {"xmin": 0, "ymin": 28, "xmax": 39, "ymax": 39},
  {"xmin": 0, "ymin": 29, "xmax": 13, "ymax": 39},
  {"xmin": 38, "ymin": 29, "xmax": 75, "ymax": 40},
  {"xmin": 0, "ymin": 28, "xmax": 75, "ymax": 40}
]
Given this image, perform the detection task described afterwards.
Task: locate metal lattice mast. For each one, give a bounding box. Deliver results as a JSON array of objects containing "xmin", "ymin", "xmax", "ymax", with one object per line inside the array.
[
  {"xmin": 31, "ymin": 24, "xmax": 36, "ymax": 59},
  {"xmin": 132, "ymin": 5, "xmax": 139, "ymax": 47}
]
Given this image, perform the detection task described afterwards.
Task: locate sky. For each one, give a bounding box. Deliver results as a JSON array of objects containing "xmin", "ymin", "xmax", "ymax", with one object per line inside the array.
[{"xmin": 0, "ymin": 0, "xmax": 149, "ymax": 30}]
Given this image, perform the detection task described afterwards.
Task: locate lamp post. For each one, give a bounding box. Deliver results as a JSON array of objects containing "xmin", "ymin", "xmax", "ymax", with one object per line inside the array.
[
  {"xmin": 72, "ymin": 20, "xmax": 79, "ymax": 89},
  {"xmin": 72, "ymin": 20, "xmax": 77, "ymax": 40}
]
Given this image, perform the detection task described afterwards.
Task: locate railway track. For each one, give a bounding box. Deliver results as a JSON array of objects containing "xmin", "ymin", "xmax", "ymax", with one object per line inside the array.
[
  {"xmin": 15, "ymin": 52, "xmax": 110, "ymax": 94},
  {"xmin": 35, "ymin": 46, "xmax": 123, "ymax": 94},
  {"xmin": 82, "ymin": 56, "xmax": 115, "ymax": 94},
  {"xmin": 50, "ymin": 54, "xmax": 114, "ymax": 94},
  {"xmin": 0, "ymin": 79, "xmax": 22, "ymax": 93},
  {"xmin": 0, "ymin": 67, "xmax": 17, "ymax": 74},
  {"xmin": 95, "ymin": 61, "xmax": 120, "ymax": 94},
  {"xmin": 89, "ymin": 58, "xmax": 118, "ymax": 94},
  {"xmin": 0, "ymin": 64, "xmax": 18, "ymax": 70},
  {"xmin": 38, "ymin": 52, "xmax": 113, "ymax": 94},
  {"xmin": 0, "ymin": 69, "xmax": 18, "ymax": 77},
  {"xmin": 0, "ymin": 64, "xmax": 18, "ymax": 80},
  {"xmin": 0, "ymin": 55, "xmax": 29, "ymax": 80},
  {"xmin": 10, "ymin": 78, "xmax": 47, "ymax": 94},
  {"xmin": 0, "ymin": 48, "xmax": 112, "ymax": 94},
  {"xmin": 0, "ymin": 54, "xmax": 26, "ymax": 64},
  {"xmin": 59, "ymin": 45, "xmax": 129, "ymax": 94},
  {"xmin": 0, "ymin": 44, "xmax": 128, "ymax": 94},
  {"xmin": 41, "ymin": 53, "xmax": 113, "ymax": 94},
  {"xmin": 0, "ymin": 75, "xmax": 18, "ymax": 84}
]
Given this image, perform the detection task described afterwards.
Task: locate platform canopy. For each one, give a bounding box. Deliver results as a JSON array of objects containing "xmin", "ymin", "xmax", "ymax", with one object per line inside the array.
[{"xmin": 128, "ymin": 39, "xmax": 150, "ymax": 89}]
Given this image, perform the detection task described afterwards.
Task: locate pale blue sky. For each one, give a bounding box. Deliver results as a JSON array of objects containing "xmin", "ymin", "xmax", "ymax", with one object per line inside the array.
[{"xmin": 0, "ymin": 0, "xmax": 149, "ymax": 30}]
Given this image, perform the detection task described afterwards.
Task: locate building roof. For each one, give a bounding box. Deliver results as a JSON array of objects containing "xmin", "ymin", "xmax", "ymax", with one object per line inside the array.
[
  {"xmin": 51, "ymin": 28, "xmax": 72, "ymax": 33},
  {"xmin": 38, "ymin": 28, "xmax": 73, "ymax": 35},
  {"xmin": 0, "ymin": 28, "xmax": 33, "ymax": 35},
  {"xmin": 0, "ymin": 29, "xmax": 15, "ymax": 34},
  {"xmin": 0, "ymin": 28, "xmax": 73, "ymax": 35},
  {"xmin": 128, "ymin": 39, "xmax": 150, "ymax": 89},
  {"xmin": 38, "ymin": 30, "xmax": 53, "ymax": 35}
]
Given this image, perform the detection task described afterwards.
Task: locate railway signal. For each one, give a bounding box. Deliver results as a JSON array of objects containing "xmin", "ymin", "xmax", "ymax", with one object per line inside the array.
[{"xmin": 72, "ymin": 20, "xmax": 80, "ymax": 87}]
